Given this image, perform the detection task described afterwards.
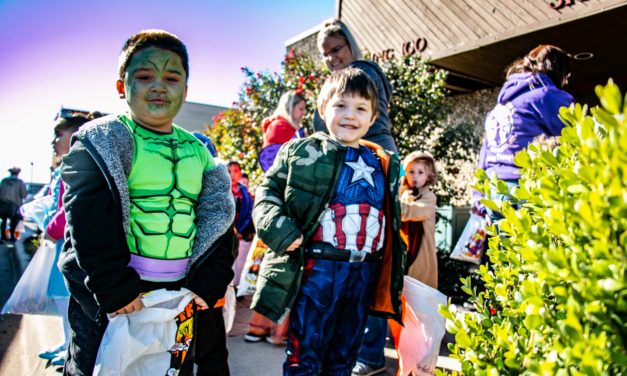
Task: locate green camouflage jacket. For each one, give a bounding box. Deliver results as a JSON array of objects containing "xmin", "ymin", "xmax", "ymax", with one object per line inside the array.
[{"xmin": 251, "ymin": 132, "xmax": 406, "ymax": 324}]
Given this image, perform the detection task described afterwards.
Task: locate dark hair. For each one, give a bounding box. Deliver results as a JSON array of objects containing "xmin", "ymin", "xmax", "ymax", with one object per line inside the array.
[
  {"xmin": 506, "ymin": 44, "xmax": 571, "ymax": 89},
  {"xmin": 118, "ymin": 29, "xmax": 189, "ymax": 81},
  {"xmin": 87, "ymin": 111, "xmax": 105, "ymax": 120},
  {"xmin": 54, "ymin": 114, "xmax": 91, "ymax": 133},
  {"xmin": 316, "ymin": 67, "xmax": 378, "ymax": 119},
  {"xmin": 227, "ymin": 161, "xmax": 241, "ymax": 169}
]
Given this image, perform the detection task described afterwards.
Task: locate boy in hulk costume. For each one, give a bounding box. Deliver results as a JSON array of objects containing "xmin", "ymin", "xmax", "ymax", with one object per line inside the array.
[{"xmin": 59, "ymin": 30, "xmax": 235, "ymax": 376}]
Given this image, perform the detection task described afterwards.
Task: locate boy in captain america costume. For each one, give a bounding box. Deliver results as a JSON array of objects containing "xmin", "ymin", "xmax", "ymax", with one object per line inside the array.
[
  {"xmin": 59, "ymin": 30, "xmax": 235, "ymax": 375},
  {"xmin": 252, "ymin": 68, "xmax": 405, "ymax": 375}
]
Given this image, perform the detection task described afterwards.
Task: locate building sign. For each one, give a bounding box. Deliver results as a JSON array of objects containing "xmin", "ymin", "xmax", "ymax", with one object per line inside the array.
[
  {"xmin": 369, "ymin": 37, "xmax": 428, "ymax": 63},
  {"xmin": 549, "ymin": 0, "xmax": 588, "ymax": 10}
]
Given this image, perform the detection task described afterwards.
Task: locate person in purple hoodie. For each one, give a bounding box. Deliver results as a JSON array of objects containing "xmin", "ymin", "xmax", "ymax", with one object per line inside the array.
[{"xmin": 475, "ymin": 44, "xmax": 573, "ymax": 223}]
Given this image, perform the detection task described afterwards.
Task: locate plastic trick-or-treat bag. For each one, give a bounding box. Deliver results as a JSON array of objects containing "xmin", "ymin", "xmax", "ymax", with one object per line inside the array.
[
  {"xmin": 93, "ymin": 288, "xmax": 196, "ymax": 376},
  {"xmin": 20, "ymin": 194, "xmax": 55, "ymax": 232},
  {"xmin": 236, "ymin": 235, "xmax": 269, "ymax": 297},
  {"xmin": 450, "ymin": 213, "xmax": 488, "ymax": 264},
  {"xmin": 1, "ymin": 240, "xmax": 59, "ymax": 316},
  {"xmin": 222, "ymin": 285, "xmax": 236, "ymax": 334},
  {"xmin": 389, "ymin": 276, "xmax": 447, "ymax": 376}
]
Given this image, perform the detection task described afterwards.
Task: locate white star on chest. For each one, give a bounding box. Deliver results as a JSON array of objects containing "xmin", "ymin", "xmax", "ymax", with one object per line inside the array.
[{"xmin": 347, "ymin": 156, "xmax": 375, "ymax": 186}]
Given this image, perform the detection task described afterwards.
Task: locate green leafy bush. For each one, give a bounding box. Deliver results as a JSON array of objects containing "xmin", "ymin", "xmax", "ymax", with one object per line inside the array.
[
  {"xmin": 383, "ymin": 56, "xmax": 481, "ymax": 206},
  {"xmin": 209, "ymin": 51, "xmax": 327, "ymax": 185},
  {"xmin": 439, "ymin": 79, "xmax": 627, "ymax": 375}
]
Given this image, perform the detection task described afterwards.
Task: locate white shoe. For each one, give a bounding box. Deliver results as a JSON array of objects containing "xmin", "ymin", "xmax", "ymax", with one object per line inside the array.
[
  {"xmin": 50, "ymin": 352, "xmax": 67, "ymax": 366},
  {"xmin": 351, "ymin": 361, "xmax": 386, "ymax": 376}
]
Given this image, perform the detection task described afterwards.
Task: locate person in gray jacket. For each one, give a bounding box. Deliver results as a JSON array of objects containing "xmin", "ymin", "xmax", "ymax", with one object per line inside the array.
[{"xmin": 0, "ymin": 167, "xmax": 27, "ymax": 242}]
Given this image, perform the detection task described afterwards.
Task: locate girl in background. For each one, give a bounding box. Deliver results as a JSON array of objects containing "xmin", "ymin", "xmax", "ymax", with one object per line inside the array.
[
  {"xmin": 399, "ymin": 151, "xmax": 439, "ymax": 287},
  {"xmin": 229, "ymin": 160, "xmax": 255, "ymax": 288},
  {"xmin": 354, "ymin": 152, "xmax": 439, "ymax": 376}
]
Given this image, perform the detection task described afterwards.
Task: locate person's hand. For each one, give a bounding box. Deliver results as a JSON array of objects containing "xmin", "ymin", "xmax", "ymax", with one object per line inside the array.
[
  {"xmin": 286, "ymin": 235, "xmax": 303, "ymax": 252},
  {"xmin": 109, "ymin": 295, "xmax": 143, "ymax": 318},
  {"xmin": 192, "ymin": 294, "xmax": 209, "ymax": 310},
  {"xmin": 400, "ymin": 189, "xmax": 416, "ymax": 202},
  {"xmin": 470, "ymin": 205, "xmax": 482, "ymax": 216}
]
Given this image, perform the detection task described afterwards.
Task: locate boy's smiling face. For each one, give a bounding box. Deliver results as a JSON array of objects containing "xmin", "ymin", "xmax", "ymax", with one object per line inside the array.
[
  {"xmin": 322, "ymin": 93, "xmax": 375, "ymax": 148},
  {"xmin": 116, "ymin": 47, "xmax": 187, "ymax": 132}
]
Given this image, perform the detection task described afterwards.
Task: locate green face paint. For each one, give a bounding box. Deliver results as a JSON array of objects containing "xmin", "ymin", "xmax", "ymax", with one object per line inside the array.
[{"xmin": 123, "ymin": 47, "xmax": 187, "ymax": 132}]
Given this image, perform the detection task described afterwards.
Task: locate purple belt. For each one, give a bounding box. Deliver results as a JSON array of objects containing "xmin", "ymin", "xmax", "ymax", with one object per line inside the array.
[{"xmin": 128, "ymin": 254, "xmax": 189, "ymax": 282}]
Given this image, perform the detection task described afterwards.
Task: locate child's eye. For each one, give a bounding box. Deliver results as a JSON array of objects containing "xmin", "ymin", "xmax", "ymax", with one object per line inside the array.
[
  {"xmin": 135, "ymin": 74, "xmax": 152, "ymax": 80},
  {"xmin": 334, "ymin": 103, "xmax": 345, "ymax": 108},
  {"xmin": 166, "ymin": 76, "xmax": 180, "ymax": 83}
]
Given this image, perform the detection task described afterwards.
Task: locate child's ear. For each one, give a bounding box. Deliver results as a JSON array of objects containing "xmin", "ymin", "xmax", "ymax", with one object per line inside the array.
[
  {"xmin": 116, "ymin": 80, "xmax": 126, "ymax": 99},
  {"xmin": 369, "ymin": 113, "xmax": 377, "ymax": 126},
  {"xmin": 184, "ymin": 84, "xmax": 188, "ymax": 101}
]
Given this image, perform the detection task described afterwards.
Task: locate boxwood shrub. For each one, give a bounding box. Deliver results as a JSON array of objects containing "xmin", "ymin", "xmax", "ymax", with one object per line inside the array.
[{"xmin": 439, "ymin": 80, "xmax": 626, "ymax": 375}]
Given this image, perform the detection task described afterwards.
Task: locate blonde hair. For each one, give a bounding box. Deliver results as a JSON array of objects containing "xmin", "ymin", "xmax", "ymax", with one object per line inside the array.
[
  {"xmin": 402, "ymin": 151, "xmax": 438, "ymax": 187},
  {"xmin": 272, "ymin": 90, "xmax": 306, "ymax": 127},
  {"xmin": 317, "ymin": 19, "xmax": 362, "ymax": 61}
]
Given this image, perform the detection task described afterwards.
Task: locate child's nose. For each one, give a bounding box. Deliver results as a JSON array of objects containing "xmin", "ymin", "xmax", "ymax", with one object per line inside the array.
[{"xmin": 150, "ymin": 81, "xmax": 167, "ymax": 92}]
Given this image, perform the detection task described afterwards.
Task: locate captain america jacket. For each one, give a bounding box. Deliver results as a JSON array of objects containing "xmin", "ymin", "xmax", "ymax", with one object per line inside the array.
[{"xmin": 251, "ymin": 132, "xmax": 406, "ymax": 324}]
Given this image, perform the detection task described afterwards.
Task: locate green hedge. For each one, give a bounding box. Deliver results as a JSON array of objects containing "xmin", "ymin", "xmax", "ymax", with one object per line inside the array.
[{"xmin": 439, "ymin": 79, "xmax": 627, "ymax": 375}]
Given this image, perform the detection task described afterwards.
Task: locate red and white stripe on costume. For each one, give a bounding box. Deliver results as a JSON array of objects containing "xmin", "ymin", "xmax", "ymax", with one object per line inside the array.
[{"xmin": 311, "ymin": 202, "xmax": 386, "ymax": 254}]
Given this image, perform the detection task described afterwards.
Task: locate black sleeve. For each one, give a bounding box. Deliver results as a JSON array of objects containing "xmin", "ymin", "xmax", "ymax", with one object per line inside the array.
[
  {"xmin": 61, "ymin": 140, "xmax": 142, "ymax": 313},
  {"xmin": 19, "ymin": 181, "xmax": 27, "ymax": 200},
  {"xmin": 186, "ymin": 227, "xmax": 236, "ymax": 307}
]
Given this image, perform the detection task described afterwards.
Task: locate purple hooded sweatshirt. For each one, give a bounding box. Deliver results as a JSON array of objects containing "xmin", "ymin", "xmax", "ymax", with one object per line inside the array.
[{"xmin": 478, "ymin": 72, "xmax": 573, "ymax": 181}]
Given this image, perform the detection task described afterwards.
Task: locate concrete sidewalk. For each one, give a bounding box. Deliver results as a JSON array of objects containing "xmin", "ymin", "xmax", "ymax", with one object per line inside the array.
[{"xmin": 0, "ymin": 240, "xmax": 459, "ymax": 375}]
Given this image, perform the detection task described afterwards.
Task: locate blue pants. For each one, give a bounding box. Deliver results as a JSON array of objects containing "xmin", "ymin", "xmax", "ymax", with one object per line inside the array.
[
  {"xmin": 355, "ymin": 315, "xmax": 387, "ymax": 368},
  {"xmin": 284, "ymin": 259, "xmax": 379, "ymax": 376}
]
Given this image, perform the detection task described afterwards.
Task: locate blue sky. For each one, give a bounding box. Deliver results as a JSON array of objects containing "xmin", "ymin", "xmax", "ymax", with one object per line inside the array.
[{"xmin": 0, "ymin": 0, "xmax": 333, "ymax": 183}]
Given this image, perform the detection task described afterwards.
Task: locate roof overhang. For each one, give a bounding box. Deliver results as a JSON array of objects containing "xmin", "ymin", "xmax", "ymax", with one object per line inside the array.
[{"xmin": 430, "ymin": 4, "xmax": 627, "ymax": 104}]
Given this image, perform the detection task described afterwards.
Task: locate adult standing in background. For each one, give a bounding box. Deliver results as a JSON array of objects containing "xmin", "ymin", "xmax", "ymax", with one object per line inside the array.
[
  {"xmin": 259, "ymin": 90, "xmax": 307, "ymax": 172},
  {"xmin": 474, "ymin": 44, "xmax": 574, "ymax": 223},
  {"xmin": 0, "ymin": 167, "xmax": 27, "ymax": 242},
  {"xmin": 314, "ymin": 19, "xmax": 397, "ymax": 154}
]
